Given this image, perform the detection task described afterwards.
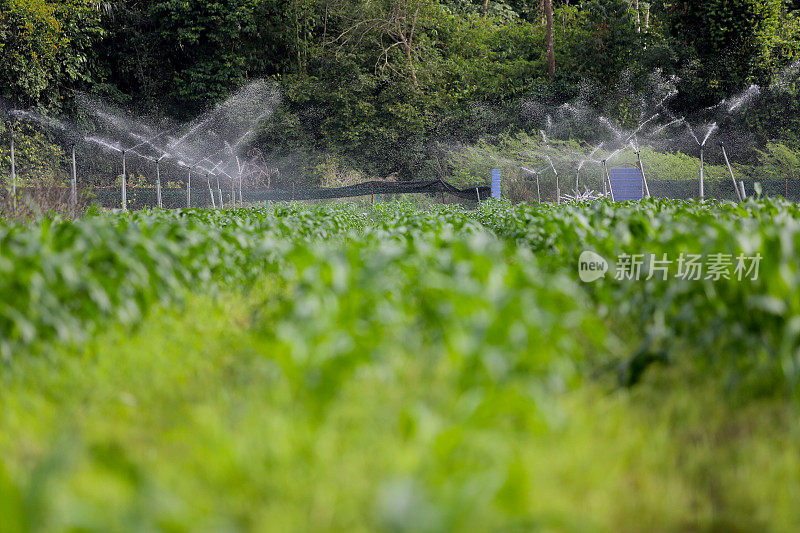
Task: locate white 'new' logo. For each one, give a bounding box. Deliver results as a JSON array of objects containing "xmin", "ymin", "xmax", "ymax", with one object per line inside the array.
[{"xmin": 578, "ymin": 250, "xmax": 608, "ymax": 282}]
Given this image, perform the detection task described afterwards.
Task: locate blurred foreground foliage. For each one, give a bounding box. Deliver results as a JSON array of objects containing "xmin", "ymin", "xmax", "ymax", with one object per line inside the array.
[{"xmin": 2, "ymin": 200, "xmax": 800, "ymax": 530}]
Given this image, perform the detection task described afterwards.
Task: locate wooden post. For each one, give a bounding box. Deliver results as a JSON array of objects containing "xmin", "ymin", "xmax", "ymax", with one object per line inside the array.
[{"xmin": 720, "ymin": 142, "xmax": 742, "ymax": 201}]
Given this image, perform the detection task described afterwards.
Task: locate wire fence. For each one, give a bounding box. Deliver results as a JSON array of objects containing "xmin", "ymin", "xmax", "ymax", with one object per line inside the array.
[
  {"xmin": 507, "ymin": 177, "xmax": 800, "ymax": 204},
  {"xmin": 2, "ymin": 179, "xmax": 493, "ymax": 211},
  {"xmin": 3, "ymin": 178, "xmax": 799, "ymax": 213}
]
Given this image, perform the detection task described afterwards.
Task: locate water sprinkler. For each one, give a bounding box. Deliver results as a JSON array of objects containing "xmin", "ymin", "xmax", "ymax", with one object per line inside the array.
[
  {"xmin": 128, "ymin": 123, "xmax": 182, "ymax": 153},
  {"xmin": 701, "ymin": 123, "xmax": 718, "ymax": 147}
]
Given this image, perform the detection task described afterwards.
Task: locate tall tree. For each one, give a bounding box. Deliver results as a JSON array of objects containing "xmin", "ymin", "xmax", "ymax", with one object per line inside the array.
[
  {"xmin": 544, "ymin": 0, "xmax": 554, "ymax": 78},
  {"xmin": 662, "ymin": 0, "xmax": 784, "ymax": 106}
]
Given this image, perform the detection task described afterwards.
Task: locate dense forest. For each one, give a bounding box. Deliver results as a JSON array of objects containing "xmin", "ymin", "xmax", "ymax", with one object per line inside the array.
[{"xmin": 2, "ymin": 0, "xmax": 800, "ymax": 183}]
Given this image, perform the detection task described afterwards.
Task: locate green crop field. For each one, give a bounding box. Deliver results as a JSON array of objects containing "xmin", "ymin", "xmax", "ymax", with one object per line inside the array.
[{"xmin": 2, "ymin": 199, "xmax": 800, "ymax": 531}]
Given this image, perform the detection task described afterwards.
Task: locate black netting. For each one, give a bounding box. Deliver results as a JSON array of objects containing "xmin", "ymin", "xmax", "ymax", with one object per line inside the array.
[
  {"xmin": 6, "ymin": 178, "xmax": 798, "ymax": 211},
  {"xmin": 62, "ymin": 179, "xmax": 491, "ymax": 209}
]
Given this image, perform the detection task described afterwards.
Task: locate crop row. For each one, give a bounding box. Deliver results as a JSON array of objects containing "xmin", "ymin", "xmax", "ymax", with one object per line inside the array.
[
  {"xmin": 478, "ymin": 198, "xmax": 800, "ymax": 390},
  {"xmin": 3, "ymin": 198, "xmax": 800, "ymax": 394}
]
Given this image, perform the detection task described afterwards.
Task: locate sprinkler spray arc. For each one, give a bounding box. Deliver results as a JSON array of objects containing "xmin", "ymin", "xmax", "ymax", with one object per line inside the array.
[{"xmin": 521, "ymin": 166, "xmax": 541, "ymax": 203}]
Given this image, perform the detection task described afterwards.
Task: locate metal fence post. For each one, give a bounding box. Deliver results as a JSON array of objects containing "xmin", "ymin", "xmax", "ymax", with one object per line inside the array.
[
  {"xmin": 699, "ymin": 148, "xmax": 705, "ymax": 201},
  {"xmin": 156, "ymin": 156, "xmax": 163, "ymax": 208},
  {"xmin": 207, "ymin": 174, "xmax": 216, "ymax": 208},
  {"xmin": 720, "ymin": 142, "xmax": 742, "ymax": 202},
  {"xmin": 600, "ymin": 161, "xmax": 607, "ymax": 197},
  {"xmin": 10, "ymin": 128, "xmax": 16, "ymax": 215},
  {"xmin": 636, "ymin": 150, "xmax": 651, "ymax": 198},
  {"xmin": 121, "ymin": 150, "xmax": 127, "ymax": 210},
  {"xmin": 71, "ymin": 144, "xmax": 77, "ymax": 214},
  {"xmin": 556, "ymin": 174, "xmax": 560, "ymax": 205}
]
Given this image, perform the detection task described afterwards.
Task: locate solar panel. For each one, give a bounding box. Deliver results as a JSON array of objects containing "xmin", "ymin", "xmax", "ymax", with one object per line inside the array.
[
  {"xmin": 608, "ymin": 168, "xmax": 644, "ymax": 201},
  {"xmin": 491, "ymin": 169, "xmax": 501, "ymax": 198}
]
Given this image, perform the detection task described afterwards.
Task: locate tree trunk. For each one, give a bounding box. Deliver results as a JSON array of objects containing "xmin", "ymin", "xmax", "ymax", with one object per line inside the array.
[
  {"xmin": 404, "ymin": 40, "xmax": 419, "ymax": 88},
  {"xmin": 635, "ymin": 0, "xmax": 640, "ymax": 32},
  {"xmin": 294, "ymin": 0, "xmax": 303, "ymax": 73},
  {"xmin": 483, "ymin": 0, "xmax": 489, "ymax": 16},
  {"xmin": 544, "ymin": 0, "xmax": 555, "ymax": 78}
]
